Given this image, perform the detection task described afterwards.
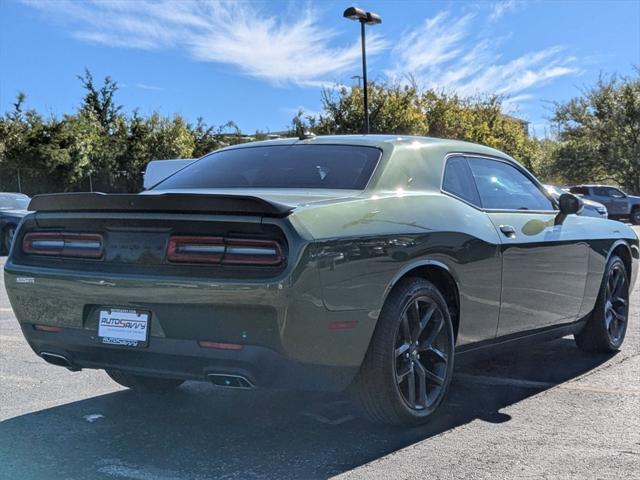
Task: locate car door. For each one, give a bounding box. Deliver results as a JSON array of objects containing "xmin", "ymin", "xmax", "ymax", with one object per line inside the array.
[
  {"xmin": 598, "ymin": 187, "xmax": 627, "ymax": 216},
  {"xmin": 594, "ymin": 187, "xmax": 629, "ymax": 215},
  {"xmin": 466, "ymin": 156, "xmax": 589, "ymax": 336}
]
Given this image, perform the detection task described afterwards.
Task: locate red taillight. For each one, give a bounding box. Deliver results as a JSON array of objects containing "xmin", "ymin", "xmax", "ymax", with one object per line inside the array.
[
  {"xmin": 33, "ymin": 324, "xmax": 62, "ymax": 333},
  {"xmin": 167, "ymin": 236, "xmax": 283, "ymax": 266},
  {"xmin": 198, "ymin": 340, "xmax": 243, "ymax": 350},
  {"xmin": 23, "ymin": 232, "xmax": 103, "ymax": 258},
  {"xmin": 167, "ymin": 236, "xmax": 225, "ymax": 263},
  {"xmin": 224, "ymin": 239, "xmax": 283, "ymax": 266}
]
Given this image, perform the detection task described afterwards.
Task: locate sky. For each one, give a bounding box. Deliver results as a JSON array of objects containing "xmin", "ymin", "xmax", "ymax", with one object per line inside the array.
[{"xmin": 1, "ymin": 0, "xmax": 639, "ymax": 136}]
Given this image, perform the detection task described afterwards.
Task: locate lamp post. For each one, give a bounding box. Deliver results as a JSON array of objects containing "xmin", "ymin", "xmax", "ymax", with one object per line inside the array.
[{"xmin": 343, "ymin": 6, "xmax": 381, "ymax": 134}]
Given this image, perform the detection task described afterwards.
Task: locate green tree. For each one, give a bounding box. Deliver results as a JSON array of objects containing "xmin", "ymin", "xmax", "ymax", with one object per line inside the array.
[
  {"xmin": 551, "ymin": 71, "xmax": 640, "ymax": 193},
  {"xmin": 315, "ymin": 82, "xmax": 427, "ymax": 135},
  {"xmin": 297, "ymin": 81, "xmax": 539, "ymax": 173},
  {"xmin": 77, "ymin": 69, "xmax": 122, "ymax": 132}
]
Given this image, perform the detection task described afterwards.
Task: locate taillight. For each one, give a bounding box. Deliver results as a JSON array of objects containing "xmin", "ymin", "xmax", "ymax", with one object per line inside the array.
[
  {"xmin": 167, "ymin": 236, "xmax": 225, "ymax": 263},
  {"xmin": 23, "ymin": 232, "xmax": 103, "ymax": 258},
  {"xmin": 167, "ymin": 236, "xmax": 283, "ymax": 266}
]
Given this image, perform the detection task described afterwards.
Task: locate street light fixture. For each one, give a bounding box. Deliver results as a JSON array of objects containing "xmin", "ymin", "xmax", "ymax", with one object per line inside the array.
[{"xmin": 343, "ymin": 6, "xmax": 381, "ymax": 134}]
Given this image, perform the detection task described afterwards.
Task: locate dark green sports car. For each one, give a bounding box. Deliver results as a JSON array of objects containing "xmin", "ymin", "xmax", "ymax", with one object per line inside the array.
[{"xmin": 4, "ymin": 135, "xmax": 638, "ymax": 426}]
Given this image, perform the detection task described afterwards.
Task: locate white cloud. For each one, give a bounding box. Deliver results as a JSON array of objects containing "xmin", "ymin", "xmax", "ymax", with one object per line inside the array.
[
  {"xmin": 134, "ymin": 83, "xmax": 163, "ymax": 91},
  {"xmin": 20, "ymin": 0, "xmax": 386, "ymax": 87},
  {"xmin": 489, "ymin": 0, "xmax": 518, "ymax": 21},
  {"xmin": 387, "ymin": 11, "xmax": 579, "ymax": 109}
]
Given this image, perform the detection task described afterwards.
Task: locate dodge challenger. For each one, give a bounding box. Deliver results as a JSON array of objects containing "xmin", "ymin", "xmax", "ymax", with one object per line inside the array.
[{"xmin": 4, "ymin": 135, "xmax": 637, "ymax": 426}]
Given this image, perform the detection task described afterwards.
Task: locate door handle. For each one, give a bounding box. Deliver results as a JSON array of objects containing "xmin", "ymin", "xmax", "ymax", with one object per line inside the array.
[{"xmin": 499, "ymin": 225, "xmax": 516, "ymax": 238}]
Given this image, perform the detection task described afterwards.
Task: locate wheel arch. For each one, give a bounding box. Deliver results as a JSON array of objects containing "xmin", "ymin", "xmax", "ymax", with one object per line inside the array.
[
  {"xmin": 608, "ymin": 240, "xmax": 633, "ymax": 282},
  {"xmin": 385, "ymin": 260, "xmax": 461, "ymax": 342}
]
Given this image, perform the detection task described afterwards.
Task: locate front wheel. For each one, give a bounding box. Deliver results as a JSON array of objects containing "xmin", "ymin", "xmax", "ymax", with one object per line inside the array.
[
  {"xmin": 351, "ymin": 277, "xmax": 455, "ymax": 426},
  {"xmin": 575, "ymin": 255, "xmax": 629, "ymax": 352},
  {"xmin": 630, "ymin": 209, "xmax": 640, "ymax": 225},
  {"xmin": 106, "ymin": 369, "xmax": 185, "ymax": 392}
]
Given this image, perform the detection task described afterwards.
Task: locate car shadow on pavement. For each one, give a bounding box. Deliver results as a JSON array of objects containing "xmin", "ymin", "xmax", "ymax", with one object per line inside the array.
[{"xmin": 0, "ymin": 337, "xmax": 615, "ymax": 480}]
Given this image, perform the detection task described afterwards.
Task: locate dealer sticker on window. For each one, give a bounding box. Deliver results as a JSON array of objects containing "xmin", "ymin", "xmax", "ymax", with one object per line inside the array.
[{"xmin": 98, "ymin": 308, "xmax": 149, "ymax": 346}]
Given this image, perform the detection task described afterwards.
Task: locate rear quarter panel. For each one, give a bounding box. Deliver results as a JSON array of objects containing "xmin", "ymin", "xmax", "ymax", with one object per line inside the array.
[{"xmin": 290, "ymin": 193, "xmax": 504, "ymax": 346}]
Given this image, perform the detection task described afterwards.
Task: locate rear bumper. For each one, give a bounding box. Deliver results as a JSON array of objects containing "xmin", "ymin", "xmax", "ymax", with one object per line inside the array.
[
  {"xmin": 21, "ymin": 323, "xmax": 358, "ymax": 391},
  {"xmin": 4, "ymin": 259, "xmax": 378, "ymax": 389}
]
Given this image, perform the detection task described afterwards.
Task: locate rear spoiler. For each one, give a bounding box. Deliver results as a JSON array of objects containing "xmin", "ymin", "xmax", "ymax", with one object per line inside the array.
[{"xmin": 28, "ymin": 192, "xmax": 294, "ymax": 217}]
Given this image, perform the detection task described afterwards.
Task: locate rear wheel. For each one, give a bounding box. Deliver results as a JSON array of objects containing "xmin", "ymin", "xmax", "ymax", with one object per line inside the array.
[
  {"xmin": 631, "ymin": 208, "xmax": 640, "ymax": 225},
  {"xmin": 105, "ymin": 369, "xmax": 185, "ymax": 392},
  {"xmin": 351, "ymin": 277, "xmax": 455, "ymax": 426},
  {"xmin": 575, "ymin": 255, "xmax": 629, "ymax": 352}
]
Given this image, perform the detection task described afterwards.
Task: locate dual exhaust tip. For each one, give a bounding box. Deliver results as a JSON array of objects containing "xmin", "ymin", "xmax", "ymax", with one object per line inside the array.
[
  {"xmin": 40, "ymin": 352, "xmax": 255, "ymax": 389},
  {"xmin": 207, "ymin": 373, "xmax": 254, "ymax": 389},
  {"xmin": 40, "ymin": 351, "xmax": 78, "ymax": 371}
]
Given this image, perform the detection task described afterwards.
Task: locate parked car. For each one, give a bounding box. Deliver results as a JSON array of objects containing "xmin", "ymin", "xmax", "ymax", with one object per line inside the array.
[
  {"xmin": 544, "ymin": 185, "xmax": 607, "ymax": 219},
  {"xmin": 0, "ymin": 192, "xmax": 30, "ymax": 254},
  {"xmin": 4, "ymin": 136, "xmax": 637, "ymax": 426},
  {"xmin": 569, "ymin": 185, "xmax": 640, "ymax": 224},
  {"xmin": 143, "ymin": 158, "xmax": 196, "ymax": 190}
]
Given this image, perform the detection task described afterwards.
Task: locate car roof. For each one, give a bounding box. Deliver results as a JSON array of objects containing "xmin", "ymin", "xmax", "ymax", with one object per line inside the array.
[
  {"xmin": 215, "ymin": 134, "xmax": 511, "ymax": 159},
  {"xmin": 571, "ymin": 184, "xmax": 621, "ymax": 188}
]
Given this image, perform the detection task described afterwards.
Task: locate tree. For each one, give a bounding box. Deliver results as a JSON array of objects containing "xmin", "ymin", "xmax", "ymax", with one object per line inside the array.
[
  {"xmin": 295, "ymin": 81, "xmax": 539, "ymax": 173},
  {"xmin": 551, "ymin": 71, "xmax": 640, "ymax": 193},
  {"xmin": 315, "ymin": 82, "xmax": 427, "ymax": 135},
  {"xmin": 77, "ymin": 69, "xmax": 122, "ymax": 132}
]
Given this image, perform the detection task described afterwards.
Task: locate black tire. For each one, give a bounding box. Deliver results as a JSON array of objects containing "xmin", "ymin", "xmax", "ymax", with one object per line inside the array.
[
  {"xmin": 631, "ymin": 208, "xmax": 640, "ymax": 225},
  {"xmin": 2, "ymin": 225, "xmax": 15, "ymax": 255},
  {"xmin": 575, "ymin": 255, "xmax": 629, "ymax": 352},
  {"xmin": 105, "ymin": 369, "xmax": 185, "ymax": 392},
  {"xmin": 351, "ymin": 277, "xmax": 455, "ymax": 426}
]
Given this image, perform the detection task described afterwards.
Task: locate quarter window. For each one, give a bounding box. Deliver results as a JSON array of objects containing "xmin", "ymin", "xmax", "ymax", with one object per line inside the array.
[
  {"xmin": 467, "ymin": 157, "xmax": 554, "ymax": 211},
  {"xmin": 442, "ymin": 156, "xmax": 481, "ymax": 206}
]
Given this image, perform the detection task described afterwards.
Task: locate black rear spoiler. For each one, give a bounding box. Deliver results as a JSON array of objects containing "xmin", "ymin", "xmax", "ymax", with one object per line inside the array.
[{"xmin": 28, "ymin": 192, "xmax": 294, "ymax": 217}]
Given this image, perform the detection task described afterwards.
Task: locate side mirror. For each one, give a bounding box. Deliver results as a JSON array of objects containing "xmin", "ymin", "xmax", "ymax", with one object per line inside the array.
[
  {"xmin": 559, "ymin": 193, "xmax": 583, "ymax": 214},
  {"xmin": 556, "ymin": 193, "xmax": 583, "ymax": 225}
]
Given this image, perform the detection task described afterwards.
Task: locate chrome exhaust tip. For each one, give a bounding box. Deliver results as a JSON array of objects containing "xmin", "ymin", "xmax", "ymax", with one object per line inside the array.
[
  {"xmin": 207, "ymin": 373, "xmax": 254, "ymax": 389},
  {"xmin": 40, "ymin": 352, "xmax": 78, "ymax": 371}
]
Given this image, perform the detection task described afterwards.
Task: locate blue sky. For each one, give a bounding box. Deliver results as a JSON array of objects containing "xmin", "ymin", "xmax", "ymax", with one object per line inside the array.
[{"xmin": 1, "ymin": 0, "xmax": 639, "ymax": 136}]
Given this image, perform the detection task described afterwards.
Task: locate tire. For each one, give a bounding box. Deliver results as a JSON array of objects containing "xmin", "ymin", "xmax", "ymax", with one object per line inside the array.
[
  {"xmin": 575, "ymin": 255, "xmax": 629, "ymax": 353},
  {"xmin": 631, "ymin": 209, "xmax": 640, "ymax": 225},
  {"xmin": 105, "ymin": 369, "xmax": 185, "ymax": 392},
  {"xmin": 351, "ymin": 277, "xmax": 455, "ymax": 426},
  {"xmin": 2, "ymin": 225, "xmax": 15, "ymax": 255}
]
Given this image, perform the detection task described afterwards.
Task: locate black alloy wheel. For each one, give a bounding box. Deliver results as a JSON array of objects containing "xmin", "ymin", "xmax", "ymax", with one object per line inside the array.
[
  {"xmin": 394, "ymin": 296, "xmax": 451, "ymax": 411},
  {"xmin": 575, "ymin": 255, "xmax": 629, "ymax": 352},
  {"xmin": 602, "ymin": 262, "xmax": 629, "ymax": 345},
  {"xmin": 352, "ymin": 278, "xmax": 455, "ymax": 425}
]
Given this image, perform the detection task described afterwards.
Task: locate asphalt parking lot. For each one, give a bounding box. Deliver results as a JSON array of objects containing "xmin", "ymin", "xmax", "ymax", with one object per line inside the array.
[{"xmin": 1, "ymin": 230, "xmax": 639, "ymax": 480}]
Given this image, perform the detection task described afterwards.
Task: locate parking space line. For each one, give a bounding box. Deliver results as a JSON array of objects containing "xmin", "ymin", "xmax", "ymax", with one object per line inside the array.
[
  {"xmin": 456, "ymin": 373, "xmax": 640, "ymax": 396},
  {"xmin": 456, "ymin": 373, "xmax": 554, "ymax": 389}
]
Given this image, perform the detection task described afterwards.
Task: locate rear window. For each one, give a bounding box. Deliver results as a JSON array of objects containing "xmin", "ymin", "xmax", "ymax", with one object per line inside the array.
[{"xmin": 154, "ymin": 145, "xmax": 381, "ymax": 190}]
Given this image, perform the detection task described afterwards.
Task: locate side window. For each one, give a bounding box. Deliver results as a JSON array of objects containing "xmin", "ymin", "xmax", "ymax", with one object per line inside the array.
[
  {"xmin": 569, "ymin": 186, "xmax": 588, "ymax": 196},
  {"xmin": 442, "ymin": 156, "xmax": 481, "ymax": 206},
  {"xmin": 592, "ymin": 187, "xmax": 609, "ymax": 196},
  {"xmin": 606, "ymin": 187, "xmax": 625, "ymax": 198},
  {"xmin": 467, "ymin": 157, "xmax": 554, "ymax": 211}
]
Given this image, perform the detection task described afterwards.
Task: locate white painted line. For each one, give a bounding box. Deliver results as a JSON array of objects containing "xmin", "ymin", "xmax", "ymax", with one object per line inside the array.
[
  {"xmin": 457, "ymin": 373, "xmax": 640, "ymax": 396},
  {"xmin": 456, "ymin": 373, "xmax": 554, "ymax": 389}
]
